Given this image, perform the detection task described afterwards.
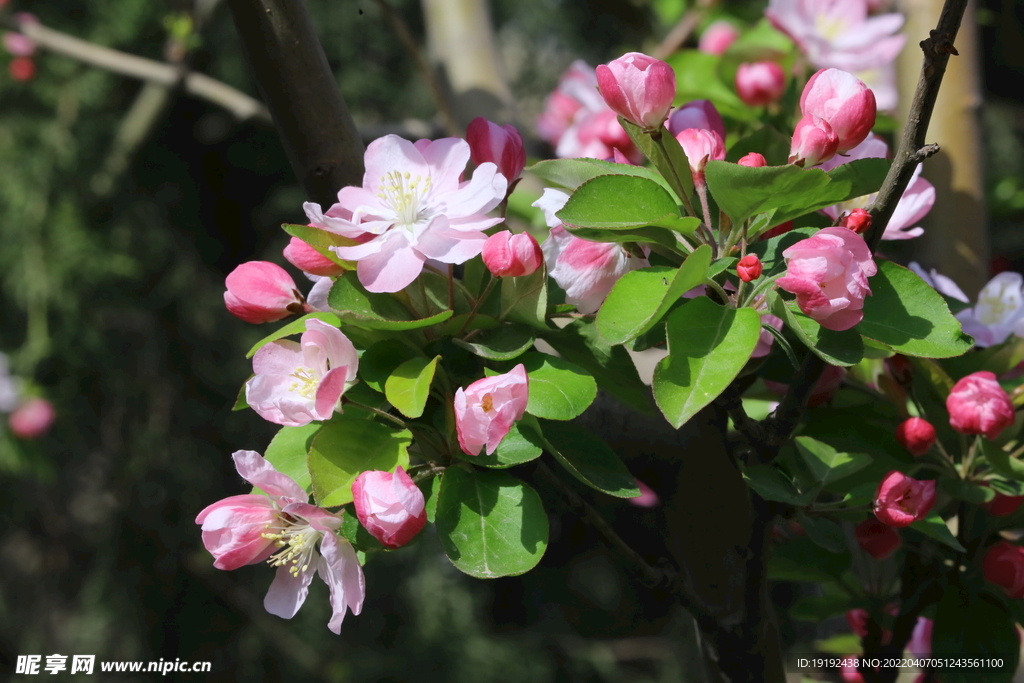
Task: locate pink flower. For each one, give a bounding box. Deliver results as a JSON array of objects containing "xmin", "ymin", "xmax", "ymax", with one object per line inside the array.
[
  {"xmin": 8, "ymin": 398, "xmax": 55, "ymax": 439},
  {"xmin": 737, "ymin": 254, "xmax": 763, "ymax": 282},
  {"xmin": 454, "ymin": 364, "xmax": 529, "ymax": 456},
  {"xmin": 195, "ymin": 450, "xmax": 364, "ymax": 633},
  {"xmin": 283, "ymin": 237, "xmax": 344, "ymax": 277},
  {"xmin": 840, "ymin": 657, "xmax": 865, "ymax": 683},
  {"xmin": 675, "ymin": 128, "xmax": 726, "ymax": 184},
  {"xmin": 984, "ymin": 541, "xmax": 1024, "ymax": 599},
  {"xmin": 737, "ymin": 152, "xmax": 767, "ymax": 168},
  {"xmin": 799, "ymin": 69, "xmax": 876, "ymax": 154},
  {"xmin": 838, "ymin": 208, "xmax": 872, "ymax": 234},
  {"xmin": 596, "ymin": 52, "xmax": 676, "ymax": 130},
  {"xmin": 558, "ymin": 108, "xmax": 639, "ymax": 162},
  {"xmin": 3, "ymin": 13, "xmax": 37, "ymax": 58},
  {"xmin": 467, "ymin": 117, "xmax": 527, "ymax": 185},
  {"xmin": 776, "ymin": 227, "xmax": 877, "ymax": 331},
  {"xmin": 788, "ymin": 115, "xmax": 839, "ymax": 167},
  {"xmin": 895, "ymin": 417, "xmax": 936, "ymax": 456},
  {"xmin": 352, "ymin": 467, "xmax": 427, "ymax": 548},
  {"xmin": 482, "ymin": 230, "xmax": 543, "ymax": 278},
  {"xmin": 956, "ymin": 273, "xmax": 1024, "ymax": 348},
  {"xmin": 315, "ymin": 135, "xmax": 507, "ymax": 293},
  {"xmin": 854, "ymin": 518, "xmax": 902, "ymax": 559},
  {"xmin": 699, "ymin": 20, "xmax": 740, "ymax": 55},
  {"xmin": 537, "ymin": 61, "xmax": 601, "ymax": 146},
  {"xmin": 245, "ymin": 318, "xmax": 359, "ymax": 426},
  {"xmin": 946, "ymin": 371, "xmax": 1015, "ymax": 440},
  {"xmin": 908, "ymin": 617, "xmax": 933, "ymax": 657},
  {"xmin": 224, "ymin": 261, "xmax": 308, "ymax": 324},
  {"xmin": 629, "ymin": 479, "xmax": 660, "ymax": 508},
  {"xmin": 735, "ymin": 62, "xmax": 786, "ymax": 107},
  {"xmin": 752, "ymin": 314, "xmax": 784, "ymax": 359},
  {"xmin": 667, "ymin": 100, "xmax": 726, "ymax": 141},
  {"xmin": 873, "ymin": 471, "xmax": 936, "ymax": 527},
  {"xmin": 534, "ymin": 189, "xmax": 650, "ymax": 314},
  {"xmin": 909, "ymin": 262, "xmax": 969, "ymax": 304}
]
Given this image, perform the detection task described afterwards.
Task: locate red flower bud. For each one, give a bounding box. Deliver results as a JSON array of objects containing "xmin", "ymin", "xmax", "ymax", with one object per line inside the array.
[
  {"xmin": 737, "ymin": 152, "xmax": 767, "ymax": 168},
  {"xmin": 735, "ymin": 61, "xmax": 786, "ymax": 107},
  {"xmin": 737, "ymin": 254, "xmax": 763, "ymax": 282},
  {"xmin": 873, "ymin": 471, "xmax": 936, "ymax": 527},
  {"xmin": 9, "ymin": 56, "xmax": 35, "ymax": 81},
  {"xmin": 983, "ymin": 487, "xmax": 1024, "ymax": 517},
  {"xmin": 9, "ymin": 398, "xmax": 55, "ymax": 439},
  {"xmin": 854, "ymin": 518, "xmax": 902, "ymax": 560},
  {"xmin": 283, "ymin": 237, "xmax": 344, "ymax": 277},
  {"xmin": 481, "ymin": 230, "xmax": 543, "ymax": 278},
  {"xmin": 946, "ymin": 371, "xmax": 1015, "ymax": 440},
  {"xmin": 984, "ymin": 541, "xmax": 1024, "ymax": 598},
  {"xmin": 839, "ymin": 208, "xmax": 872, "ymax": 234},
  {"xmin": 895, "ymin": 417, "xmax": 936, "ymax": 457}
]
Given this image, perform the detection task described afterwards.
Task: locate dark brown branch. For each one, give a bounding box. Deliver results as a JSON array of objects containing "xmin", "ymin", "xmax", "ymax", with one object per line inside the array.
[{"xmin": 227, "ymin": 0, "xmax": 365, "ymax": 207}]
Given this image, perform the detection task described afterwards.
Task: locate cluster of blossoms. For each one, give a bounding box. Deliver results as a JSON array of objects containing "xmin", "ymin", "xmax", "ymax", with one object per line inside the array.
[{"xmin": 0, "ymin": 352, "xmax": 54, "ymax": 440}]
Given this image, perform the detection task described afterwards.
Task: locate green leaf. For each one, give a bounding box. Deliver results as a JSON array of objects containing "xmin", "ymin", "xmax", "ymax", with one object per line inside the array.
[
  {"xmin": 989, "ymin": 476, "xmax": 1024, "ymax": 497},
  {"xmin": 667, "ymin": 50, "xmax": 752, "ymax": 121},
  {"xmin": 653, "ymin": 297, "xmax": 762, "ymax": 428},
  {"xmin": 233, "ymin": 379, "xmax": 250, "ymax": 411},
  {"xmin": 726, "ymin": 126, "xmax": 792, "ymax": 167},
  {"xmin": 769, "ymin": 536, "xmax": 851, "ymax": 582},
  {"xmin": 932, "ymin": 588, "xmax": 1019, "ymax": 683},
  {"xmin": 384, "ymin": 356, "xmax": 439, "ymax": 419},
  {"xmin": 794, "ymin": 436, "xmax": 872, "ymax": 486},
  {"xmin": 420, "ymin": 474, "xmax": 442, "ymax": 524},
  {"xmin": 358, "ymin": 340, "xmax": 420, "ymax": 393},
  {"xmin": 556, "ymin": 175, "xmax": 682, "ymax": 230},
  {"xmin": 857, "ymin": 261, "xmax": 975, "ymax": 358},
  {"xmin": 981, "ymin": 439, "xmax": 1024, "ymax": 481},
  {"xmin": 909, "ymin": 513, "xmax": 965, "ymax": 552},
  {"xmin": 257, "ymin": 423, "xmax": 322, "ymax": 494},
  {"xmin": 282, "ymin": 224, "xmax": 355, "ymax": 268},
  {"xmin": 500, "ymin": 266, "xmax": 548, "ymax": 329},
  {"xmin": 308, "ymin": 418, "xmax": 412, "ymax": 507},
  {"xmin": 742, "ymin": 464, "xmax": 817, "ymax": 505},
  {"xmin": 748, "ymin": 227, "xmax": 816, "ymax": 277},
  {"xmin": 770, "ymin": 294, "xmax": 864, "ymax": 367},
  {"xmin": 540, "ymin": 420, "xmax": 640, "ymax": 498},
  {"xmin": 940, "ymin": 477, "xmax": 996, "ymax": 504},
  {"xmin": 246, "ymin": 312, "xmax": 343, "ymax": 359},
  {"xmin": 464, "ymin": 417, "xmax": 545, "ymax": 469},
  {"xmin": 944, "ymin": 335, "xmax": 1024, "ymax": 379},
  {"xmin": 435, "ymin": 466, "xmax": 548, "ymax": 578},
  {"xmin": 327, "ymin": 272, "xmax": 453, "ymax": 330},
  {"xmin": 527, "ymin": 158, "xmax": 676, "ymax": 196},
  {"xmin": 597, "ymin": 245, "xmax": 712, "ymax": 345},
  {"xmin": 520, "ymin": 352, "xmax": 597, "ymax": 421},
  {"xmin": 452, "ymin": 324, "xmax": 535, "ymax": 361},
  {"xmin": 339, "ymin": 506, "xmax": 385, "ymax": 555},
  {"xmin": 618, "ymin": 119, "xmax": 694, "ymax": 204},
  {"xmin": 797, "ymin": 513, "xmax": 846, "ymax": 553},
  {"xmin": 563, "ymin": 224, "xmax": 694, "ymax": 248}
]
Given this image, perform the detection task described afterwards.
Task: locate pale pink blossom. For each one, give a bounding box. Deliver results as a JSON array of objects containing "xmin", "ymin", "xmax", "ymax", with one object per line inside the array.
[
  {"xmin": 537, "ymin": 61, "xmax": 603, "ymax": 145},
  {"xmin": 557, "ymin": 108, "xmax": 639, "ymax": 162},
  {"xmin": 752, "ymin": 314, "xmax": 784, "ymax": 359},
  {"xmin": 224, "ymin": 261, "xmax": 308, "ymax": 324},
  {"xmin": 534, "ymin": 189, "xmax": 650, "ymax": 314},
  {"xmin": 351, "ymin": 467, "xmax": 427, "ymax": 548},
  {"xmin": 788, "ymin": 115, "xmax": 839, "ymax": 167},
  {"xmin": 675, "ymin": 128, "xmax": 726, "ymax": 184},
  {"xmin": 735, "ymin": 62, "xmax": 787, "ymax": 107},
  {"xmin": 454, "ymin": 364, "xmax": 529, "ymax": 456},
  {"xmin": 312, "ymin": 135, "xmax": 506, "ymax": 293},
  {"xmin": 667, "ymin": 100, "xmax": 726, "ymax": 141},
  {"xmin": 699, "ymin": 20, "xmax": 740, "ymax": 55},
  {"xmin": 482, "ymin": 230, "xmax": 543, "ymax": 278},
  {"xmin": 799, "ymin": 69, "xmax": 877, "ymax": 153},
  {"xmin": 195, "ymin": 450, "xmax": 364, "ymax": 634},
  {"xmin": 907, "ymin": 617, "xmax": 933, "ymax": 657},
  {"xmin": 737, "ymin": 152, "xmax": 767, "ymax": 168},
  {"xmin": 873, "ymin": 470, "xmax": 936, "ymax": 527},
  {"xmin": 467, "ymin": 117, "xmax": 526, "ymax": 185},
  {"xmin": 909, "ymin": 262, "xmax": 969, "ymax": 304},
  {"xmin": 776, "ymin": 227, "xmax": 877, "ymax": 331},
  {"xmin": 3, "ymin": 13, "xmax": 37, "ymax": 57},
  {"xmin": 8, "ymin": 398, "xmax": 54, "ymax": 439},
  {"xmin": 946, "ymin": 371, "xmax": 1015, "ymax": 440},
  {"xmin": 596, "ymin": 52, "xmax": 676, "ymax": 130},
  {"xmin": 954, "ymin": 272, "xmax": 1024, "ymax": 348},
  {"xmin": 245, "ymin": 318, "xmax": 359, "ymax": 426},
  {"xmin": 283, "ymin": 237, "xmax": 344, "ymax": 277}
]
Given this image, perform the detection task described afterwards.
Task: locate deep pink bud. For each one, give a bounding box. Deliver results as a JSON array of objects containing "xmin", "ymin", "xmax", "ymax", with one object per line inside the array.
[
  {"xmin": 846, "ymin": 608, "xmax": 870, "ymax": 637},
  {"xmin": 675, "ymin": 128, "xmax": 725, "ymax": 184},
  {"xmin": 737, "ymin": 152, "xmax": 767, "ymax": 168},
  {"xmin": 984, "ymin": 541, "xmax": 1024, "ymax": 598},
  {"xmin": 454, "ymin": 365, "xmax": 529, "ymax": 456},
  {"xmin": 224, "ymin": 261, "xmax": 306, "ymax": 324},
  {"xmin": 946, "ymin": 371, "xmax": 1015, "ymax": 440},
  {"xmin": 351, "ymin": 467, "xmax": 427, "ymax": 549},
  {"xmin": 737, "ymin": 254, "xmax": 762, "ymax": 282},
  {"xmin": 800, "ymin": 68, "xmax": 877, "ymax": 154},
  {"xmin": 596, "ymin": 52, "xmax": 676, "ymax": 130},
  {"xmin": 629, "ymin": 479, "xmax": 660, "ymax": 508},
  {"xmin": 735, "ymin": 62, "xmax": 786, "ymax": 107},
  {"xmin": 482, "ymin": 230, "xmax": 543, "ymax": 278},
  {"xmin": 699, "ymin": 20, "xmax": 739, "ymax": 56},
  {"xmin": 667, "ymin": 100, "xmax": 726, "ymax": 141},
  {"xmin": 839, "ymin": 208, "xmax": 873, "ymax": 234},
  {"xmin": 466, "ymin": 117, "xmax": 527, "ymax": 184},
  {"xmin": 9, "ymin": 56, "xmax": 34, "ymax": 82},
  {"xmin": 873, "ymin": 471, "xmax": 936, "ymax": 527},
  {"xmin": 854, "ymin": 518, "xmax": 902, "ymax": 560},
  {"xmin": 789, "ymin": 114, "xmax": 839, "ymax": 167},
  {"xmin": 283, "ymin": 237, "xmax": 344, "ymax": 277},
  {"xmin": 983, "ymin": 486, "xmax": 1024, "ymax": 517},
  {"xmin": 895, "ymin": 417, "xmax": 936, "ymax": 456},
  {"xmin": 8, "ymin": 398, "xmax": 55, "ymax": 439}
]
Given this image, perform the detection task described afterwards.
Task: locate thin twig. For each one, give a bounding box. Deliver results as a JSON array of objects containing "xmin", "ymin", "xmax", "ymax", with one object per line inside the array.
[{"xmin": 651, "ymin": 0, "xmax": 715, "ymax": 61}]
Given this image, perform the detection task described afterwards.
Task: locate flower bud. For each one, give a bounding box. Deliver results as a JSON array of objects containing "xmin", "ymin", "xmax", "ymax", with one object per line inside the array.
[
  {"xmin": 9, "ymin": 56, "xmax": 34, "ymax": 82},
  {"xmin": 454, "ymin": 365, "xmax": 529, "ymax": 456},
  {"xmin": 351, "ymin": 467, "xmax": 428, "ymax": 549},
  {"xmin": 466, "ymin": 117, "xmax": 527, "ymax": 185},
  {"xmin": 873, "ymin": 471, "xmax": 936, "ymax": 527},
  {"xmin": 984, "ymin": 541, "xmax": 1024, "ymax": 598},
  {"xmin": 789, "ymin": 114, "xmax": 839, "ymax": 167},
  {"xmin": 596, "ymin": 52, "xmax": 676, "ymax": 130},
  {"xmin": 737, "ymin": 152, "xmax": 767, "ymax": 168},
  {"xmin": 895, "ymin": 417, "xmax": 936, "ymax": 457},
  {"xmin": 737, "ymin": 254, "xmax": 762, "ymax": 282},
  {"xmin": 675, "ymin": 128, "xmax": 726, "ymax": 184},
  {"xmin": 800, "ymin": 68, "xmax": 877, "ymax": 154},
  {"xmin": 9, "ymin": 398, "xmax": 55, "ymax": 439},
  {"xmin": 735, "ymin": 62, "xmax": 786, "ymax": 107},
  {"xmin": 699, "ymin": 20, "xmax": 739, "ymax": 55},
  {"xmin": 667, "ymin": 100, "xmax": 726, "ymax": 141},
  {"xmin": 983, "ymin": 487, "xmax": 1024, "ymax": 517},
  {"xmin": 854, "ymin": 518, "xmax": 902, "ymax": 560},
  {"xmin": 887, "ymin": 355, "xmax": 912, "ymax": 386},
  {"xmin": 946, "ymin": 371, "xmax": 1015, "ymax": 440},
  {"xmin": 839, "ymin": 208, "xmax": 872, "ymax": 234},
  {"xmin": 629, "ymin": 479, "xmax": 660, "ymax": 508},
  {"xmin": 283, "ymin": 237, "xmax": 344, "ymax": 277},
  {"xmin": 2, "ymin": 32, "xmax": 35, "ymax": 58},
  {"xmin": 482, "ymin": 230, "xmax": 543, "ymax": 278},
  {"xmin": 846, "ymin": 608, "xmax": 870, "ymax": 637},
  {"xmin": 224, "ymin": 261, "xmax": 307, "ymax": 324}
]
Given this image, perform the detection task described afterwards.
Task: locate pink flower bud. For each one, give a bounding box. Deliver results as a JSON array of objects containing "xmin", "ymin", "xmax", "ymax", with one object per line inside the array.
[
  {"xmin": 788, "ymin": 115, "xmax": 839, "ymax": 167},
  {"xmin": 737, "ymin": 254, "xmax": 763, "ymax": 282},
  {"xmin": 482, "ymin": 230, "xmax": 543, "ymax": 278},
  {"xmin": 2, "ymin": 32, "xmax": 35, "ymax": 58},
  {"xmin": 908, "ymin": 617, "xmax": 933, "ymax": 658},
  {"xmin": 698, "ymin": 20, "xmax": 739, "ymax": 56},
  {"xmin": 283, "ymin": 237, "xmax": 344, "ymax": 277},
  {"xmin": 9, "ymin": 56, "xmax": 34, "ymax": 82},
  {"xmin": 675, "ymin": 128, "xmax": 725, "ymax": 184},
  {"xmin": 839, "ymin": 208, "xmax": 873, "ymax": 234},
  {"xmin": 946, "ymin": 371, "xmax": 1015, "ymax": 440},
  {"xmin": 854, "ymin": 518, "xmax": 902, "ymax": 560},
  {"xmin": 776, "ymin": 227, "xmax": 877, "ymax": 331},
  {"xmin": 224, "ymin": 261, "xmax": 306, "ymax": 324},
  {"xmin": 454, "ymin": 364, "xmax": 529, "ymax": 456},
  {"xmin": 895, "ymin": 417, "xmax": 936, "ymax": 456},
  {"xmin": 8, "ymin": 398, "xmax": 55, "ymax": 439},
  {"xmin": 596, "ymin": 52, "xmax": 676, "ymax": 130},
  {"xmin": 351, "ymin": 467, "xmax": 427, "ymax": 549},
  {"xmin": 467, "ymin": 117, "xmax": 527, "ymax": 185},
  {"xmin": 737, "ymin": 152, "xmax": 767, "ymax": 168},
  {"xmin": 983, "ymin": 486, "xmax": 1024, "ymax": 517},
  {"xmin": 800, "ymin": 68, "xmax": 877, "ymax": 154},
  {"xmin": 667, "ymin": 100, "xmax": 726, "ymax": 141},
  {"xmin": 628, "ymin": 479, "xmax": 660, "ymax": 508},
  {"xmin": 846, "ymin": 608, "xmax": 870, "ymax": 637},
  {"xmin": 735, "ymin": 62, "xmax": 786, "ymax": 107},
  {"xmin": 873, "ymin": 471, "xmax": 936, "ymax": 527},
  {"xmin": 984, "ymin": 541, "xmax": 1024, "ymax": 598}
]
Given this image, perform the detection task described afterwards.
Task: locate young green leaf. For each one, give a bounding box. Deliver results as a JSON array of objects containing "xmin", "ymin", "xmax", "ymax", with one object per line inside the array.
[
  {"xmin": 794, "ymin": 436, "xmax": 872, "ymax": 486},
  {"xmin": 461, "ymin": 417, "xmax": 545, "ymax": 469},
  {"xmin": 452, "ymin": 324, "xmax": 535, "ymax": 361},
  {"xmin": 521, "ymin": 352, "xmax": 597, "ymax": 421},
  {"xmin": 909, "ymin": 513, "xmax": 966, "ymax": 552},
  {"xmin": 527, "ymin": 157, "xmax": 675, "ymax": 195},
  {"xmin": 328, "ymin": 272, "xmax": 453, "ymax": 330},
  {"xmin": 769, "ymin": 293, "xmax": 864, "ymax": 367},
  {"xmin": 384, "ymin": 355, "xmax": 440, "ymax": 419},
  {"xmin": 246, "ymin": 312, "xmax": 343, "ymax": 358},
  {"xmin": 308, "ymin": 418, "xmax": 412, "ymax": 507},
  {"xmin": 257, "ymin": 423, "xmax": 322, "ymax": 494},
  {"xmin": 540, "ymin": 420, "xmax": 640, "ymax": 498},
  {"xmin": 500, "ymin": 266, "xmax": 548, "ymax": 330},
  {"xmin": 556, "ymin": 175, "xmax": 682, "ymax": 230}
]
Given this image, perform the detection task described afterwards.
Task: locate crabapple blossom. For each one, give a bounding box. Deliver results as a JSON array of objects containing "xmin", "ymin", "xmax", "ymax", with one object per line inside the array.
[
  {"xmin": 481, "ymin": 230, "xmax": 543, "ymax": 278},
  {"xmin": 788, "ymin": 115, "xmax": 839, "ymax": 167},
  {"xmin": 855, "ymin": 518, "xmax": 902, "ymax": 559},
  {"xmin": 195, "ymin": 450, "xmax": 364, "ymax": 633},
  {"xmin": 873, "ymin": 471, "xmax": 936, "ymax": 527},
  {"xmin": 737, "ymin": 152, "xmax": 767, "ymax": 168},
  {"xmin": 8, "ymin": 398, "xmax": 55, "ymax": 439},
  {"xmin": 699, "ymin": 20, "xmax": 739, "ymax": 55},
  {"xmin": 735, "ymin": 62, "xmax": 786, "ymax": 107},
  {"xmin": 799, "ymin": 69, "xmax": 877, "ymax": 153},
  {"xmin": 909, "ymin": 262, "xmax": 969, "ymax": 303},
  {"xmin": 667, "ymin": 100, "xmax": 726, "ymax": 142},
  {"xmin": 895, "ymin": 417, "xmax": 936, "ymax": 456},
  {"xmin": 283, "ymin": 237, "xmax": 344, "ymax": 277},
  {"xmin": 245, "ymin": 318, "xmax": 359, "ymax": 427},
  {"xmin": 954, "ymin": 272, "xmax": 1024, "ymax": 348},
  {"xmin": 908, "ymin": 617, "xmax": 933, "ymax": 658},
  {"xmin": 946, "ymin": 371, "xmax": 1015, "ymax": 440},
  {"xmin": 595, "ymin": 52, "xmax": 676, "ymax": 130},
  {"xmin": 984, "ymin": 541, "xmax": 1024, "ymax": 598},
  {"xmin": 737, "ymin": 254, "xmax": 763, "ymax": 282},
  {"xmin": 466, "ymin": 117, "xmax": 526, "ymax": 185},
  {"xmin": 224, "ymin": 261, "xmax": 308, "ymax": 324},
  {"xmin": 776, "ymin": 227, "xmax": 877, "ymax": 331},
  {"xmin": 983, "ymin": 488, "xmax": 1024, "ymax": 517},
  {"xmin": 351, "ymin": 467, "xmax": 427, "ymax": 549},
  {"xmin": 675, "ymin": 128, "xmax": 725, "ymax": 184},
  {"xmin": 454, "ymin": 364, "xmax": 529, "ymax": 456}
]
